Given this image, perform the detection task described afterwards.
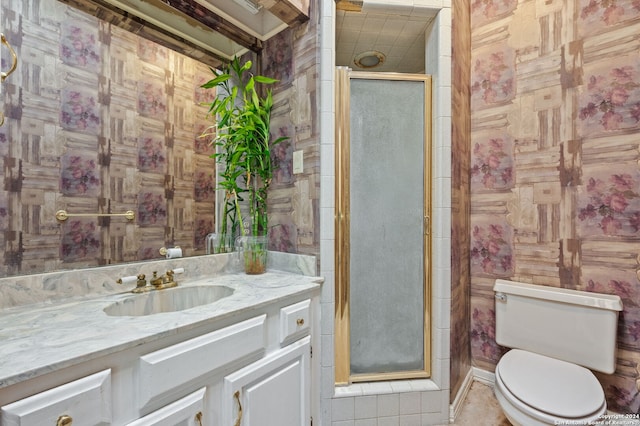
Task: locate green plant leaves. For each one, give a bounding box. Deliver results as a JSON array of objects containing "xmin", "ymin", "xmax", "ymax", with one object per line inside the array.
[{"xmin": 200, "ymin": 56, "xmax": 290, "ymax": 244}]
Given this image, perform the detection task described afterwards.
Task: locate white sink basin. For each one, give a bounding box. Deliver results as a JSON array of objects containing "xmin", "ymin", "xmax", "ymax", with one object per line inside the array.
[{"xmin": 104, "ymin": 286, "xmax": 234, "ymax": 316}]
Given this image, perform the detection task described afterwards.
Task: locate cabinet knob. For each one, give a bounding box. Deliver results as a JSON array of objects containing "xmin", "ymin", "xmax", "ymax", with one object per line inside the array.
[
  {"xmin": 56, "ymin": 415, "xmax": 72, "ymax": 426},
  {"xmin": 296, "ymin": 318, "xmax": 305, "ymax": 326},
  {"xmin": 195, "ymin": 411, "xmax": 203, "ymax": 426}
]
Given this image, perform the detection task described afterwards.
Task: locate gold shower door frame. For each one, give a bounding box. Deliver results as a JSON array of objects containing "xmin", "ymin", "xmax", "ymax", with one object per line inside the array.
[{"xmin": 334, "ymin": 68, "xmax": 433, "ymax": 385}]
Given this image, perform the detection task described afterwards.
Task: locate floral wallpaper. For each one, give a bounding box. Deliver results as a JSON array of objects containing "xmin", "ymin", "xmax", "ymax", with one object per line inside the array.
[
  {"xmin": 470, "ymin": 0, "xmax": 640, "ymax": 413},
  {"xmin": 0, "ymin": 0, "xmax": 317, "ymax": 276},
  {"xmin": 471, "ymin": 136, "xmax": 513, "ymax": 190},
  {"xmin": 60, "ymin": 88, "xmax": 101, "ymax": 134},
  {"xmin": 470, "ymin": 219, "xmax": 514, "ymax": 276},
  {"xmin": 0, "ymin": 1, "xmax": 217, "ymax": 274},
  {"xmin": 60, "ymin": 21, "xmax": 100, "ymax": 71},
  {"xmin": 578, "ymin": 58, "xmax": 640, "ymax": 134},
  {"xmin": 470, "ymin": 45, "xmax": 515, "ymax": 108},
  {"xmin": 60, "ymin": 154, "xmax": 101, "ymax": 197},
  {"xmin": 578, "ymin": 168, "xmax": 640, "ymax": 237}
]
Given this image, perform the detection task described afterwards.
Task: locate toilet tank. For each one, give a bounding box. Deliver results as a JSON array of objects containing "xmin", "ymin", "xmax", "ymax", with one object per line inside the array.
[{"xmin": 493, "ymin": 279, "xmax": 623, "ymax": 374}]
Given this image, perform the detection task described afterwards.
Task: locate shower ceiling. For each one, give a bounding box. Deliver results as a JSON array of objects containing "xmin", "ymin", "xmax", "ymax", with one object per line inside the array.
[{"xmin": 335, "ymin": 6, "xmax": 436, "ymax": 73}]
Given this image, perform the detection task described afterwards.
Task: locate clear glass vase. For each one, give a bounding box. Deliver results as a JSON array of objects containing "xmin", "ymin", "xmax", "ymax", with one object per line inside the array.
[
  {"xmin": 237, "ymin": 235, "xmax": 268, "ymax": 274},
  {"xmin": 205, "ymin": 233, "xmax": 235, "ymax": 254}
]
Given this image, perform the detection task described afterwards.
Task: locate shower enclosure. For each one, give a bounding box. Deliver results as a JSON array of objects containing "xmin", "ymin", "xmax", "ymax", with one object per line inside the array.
[{"xmin": 335, "ymin": 68, "xmax": 432, "ymax": 384}]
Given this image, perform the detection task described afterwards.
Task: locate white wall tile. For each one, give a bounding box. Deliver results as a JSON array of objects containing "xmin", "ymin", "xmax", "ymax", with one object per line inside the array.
[
  {"xmin": 323, "ymin": 365, "xmax": 336, "ymax": 398},
  {"xmin": 432, "ymin": 267, "xmax": 451, "ymax": 299},
  {"xmin": 320, "ymin": 237, "xmax": 335, "ymax": 270},
  {"xmin": 435, "ymin": 114, "xmax": 452, "ymax": 147},
  {"xmin": 390, "ymin": 381, "xmax": 413, "ymax": 393},
  {"xmin": 321, "ymin": 270, "xmax": 335, "ymax": 304},
  {"xmin": 399, "ymin": 413, "xmax": 423, "ymax": 426},
  {"xmin": 378, "ymin": 393, "xmax": 400, "ymax": 417},
  {"xmin": 436, "ymin": 297, "xmax": 451, "ymax": 330},
  {"xmin": 333, "ymin": 396, "xmax": 355, "ymax": 421},
  {"xmin": 377, "ymin": 416, "xmax": 400, "ymax": 426},
  {"xmin": 399, "ymin": 392, "xmax": 421, "ymax": 415},
  {"xmin": 321, "ymin": 206, "xmax": 335, "ymax": 240},
  {"xmin": 421, "ymin": 390, "xmax": 443, "ymax": 413},
  {"xmin": 320, "ymin": 138, "xmax": 335, "ymax": 176},
  {"xmin": 435, "ymin": 327, "xmax": 450, "ymax": 360},
  {"xmin": 355, "ymin": 395, "xmax": 378, "ymax": 419},
  {"xmin": 321, "ymin": 175, "xmax": 335, "ymax": 209},
  {"xmin": 322, "ymin": 333, "xmax": 335, "ymax": 367},
  {"xmin": 321, "ymin": 300, "xmax": 335, "ymax": 335},
  {"xmin": 355, "ymin": 419, "xmax": 377, "ymax": 426}
]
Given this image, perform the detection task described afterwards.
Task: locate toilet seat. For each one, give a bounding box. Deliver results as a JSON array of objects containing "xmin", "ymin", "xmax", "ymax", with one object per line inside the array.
[{"xmin": 495, "ymin": 349, "xmax": 606, "ymax": 424}]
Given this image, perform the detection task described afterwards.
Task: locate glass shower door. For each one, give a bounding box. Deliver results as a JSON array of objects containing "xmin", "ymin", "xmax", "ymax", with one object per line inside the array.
[{"xmin": 335, "ymin": 68, "xmax": 432, "ymax": 383}]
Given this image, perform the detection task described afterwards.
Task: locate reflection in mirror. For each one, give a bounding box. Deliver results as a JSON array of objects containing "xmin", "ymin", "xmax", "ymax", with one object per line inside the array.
[
  {"xmin": 0, "ymin": 0, "xmax": 242, "ymax": 277},
  {"xmin": 0, "ymin": 0, "xmax": 307, "ymax": 279}
]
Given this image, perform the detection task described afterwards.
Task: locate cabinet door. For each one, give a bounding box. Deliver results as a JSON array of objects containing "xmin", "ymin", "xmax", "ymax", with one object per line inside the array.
[
  {"xmin": 0, "ymin": 370, "xmax": 111, "ymax": 426},
  {"xmin": 126, "ymin": 388, "xmax": 205, "ymax": 426},
  {"xmin": 223, "ymin": 336, "xmax": 310, "ymax": 426}
]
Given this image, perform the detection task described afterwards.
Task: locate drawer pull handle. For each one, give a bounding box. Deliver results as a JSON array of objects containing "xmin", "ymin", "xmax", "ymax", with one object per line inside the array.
[
  {"xmin": 0, "ymin": 34, "xmax": 18, "ymax": 83},
  {"xmin": 296, "ymin": 318, "xmax": 305, "ymax": 326},
  {"xmin": 56, "ymin": 415, "xmax": 72, "ymax": 426},
  {"xmin": 233, "ymin": 390, "xmax": 243, "ymax": 426},
  {"xmin": 195, "ymin": 411, "xmax": 203, "ymax": 426}
]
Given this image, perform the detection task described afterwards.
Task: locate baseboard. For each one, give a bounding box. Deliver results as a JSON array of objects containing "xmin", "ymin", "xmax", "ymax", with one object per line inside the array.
[
  {"xmin": 449, "ymin": 368, "xmax": 474, "ymax": 423},
  {"xmin": 449, "ymin": 367, "xmax": 497, "ymax": 423},
  {"xmin": 471, "ymin": 367, "xmax": 495, "ymax": 387}
]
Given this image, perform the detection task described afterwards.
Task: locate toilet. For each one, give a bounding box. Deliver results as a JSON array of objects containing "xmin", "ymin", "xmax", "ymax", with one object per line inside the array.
[{"xmin": 493, "ymin": 279, "xmax": 623, "ymax": 426}]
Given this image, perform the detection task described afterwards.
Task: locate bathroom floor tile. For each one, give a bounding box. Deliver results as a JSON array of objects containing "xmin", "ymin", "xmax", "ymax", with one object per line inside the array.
[{"xmin": 451, "ymin": 381, "xmax": 510, "ymax": 425}]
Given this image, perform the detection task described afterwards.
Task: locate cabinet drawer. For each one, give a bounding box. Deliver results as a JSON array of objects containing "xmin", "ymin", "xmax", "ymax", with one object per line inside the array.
[
  {"xmin": 0, "ymin": 370, "xmax": 111, "ymax": 426},
  {"xmin": 279, "ymin": 299, "xmax": 311, "ymax": 345},
  {"xmin": 126, "ymin": 387, "xmax": 205, "ymax": 426},
  {"xmin": 138, "ymin": 315, "xmax": 266, "ymax": 408}
]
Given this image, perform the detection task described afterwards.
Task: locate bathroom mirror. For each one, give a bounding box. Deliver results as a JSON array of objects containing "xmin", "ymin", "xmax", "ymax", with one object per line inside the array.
[{"xmin": 0, "ymin": 0, "xmax": 300, "ymax": 278}]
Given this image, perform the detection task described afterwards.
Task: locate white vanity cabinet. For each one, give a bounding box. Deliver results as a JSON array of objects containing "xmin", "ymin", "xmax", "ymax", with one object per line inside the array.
[
  {"xmin": 0, "ymin": 291, "xmax": 319, "ymax": 426},
  {"xmin": 0, "ymin": 370, "xmax": 111, "ymax": 426},
  {"xmin": 134, "ymin": 297, "xmax": 316, "ymax": 426}
]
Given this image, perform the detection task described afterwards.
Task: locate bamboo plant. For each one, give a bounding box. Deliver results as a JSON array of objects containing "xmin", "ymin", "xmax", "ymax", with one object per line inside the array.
[{"xmin": 202, "ymin": 57, "xmax": 287, "ymax": 271}]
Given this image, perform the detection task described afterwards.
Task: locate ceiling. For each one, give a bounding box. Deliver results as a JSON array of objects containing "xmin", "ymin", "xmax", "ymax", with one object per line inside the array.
[
  {"xmin": 71, "ymin": 0, "xmax": 313, "ymax": 67},
  {"xmin": 335, "ymin": 6, "xmax": 437, "ymax": 73},
  {"xmin": 73, "ymin": 0, "xmax": 434, "ymax": 72}
]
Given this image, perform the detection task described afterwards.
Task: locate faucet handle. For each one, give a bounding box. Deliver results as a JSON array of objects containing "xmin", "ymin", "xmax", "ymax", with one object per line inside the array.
[
  {"xmin": 117, "ymin": 274, "xmax": 149, "ymax": 293},
  {"xmin": 117, "ymin": 275, "xmax": 137, "ymax": 285},
  {"xmin": 166, "ymin": 268, "xmax": 184, "ymax": 278},
  {"xmin": 136, "ymin": 274, "xmax": 147, "ymax": 287}
]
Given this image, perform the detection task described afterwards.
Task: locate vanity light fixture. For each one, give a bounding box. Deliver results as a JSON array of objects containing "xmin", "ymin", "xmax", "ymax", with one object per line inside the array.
[
  {"xmin": 233, "ymin": 0, "xmax": 262, "ymax": 15},
  {"xmin": 353, "ymin": 50, "xmax": 386, "ymax": 69}
]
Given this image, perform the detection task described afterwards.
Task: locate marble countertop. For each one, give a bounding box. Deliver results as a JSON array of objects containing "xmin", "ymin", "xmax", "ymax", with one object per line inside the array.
[{"xmin": 0, "ymin": 271, "xmax": 323, "ymax": 389}]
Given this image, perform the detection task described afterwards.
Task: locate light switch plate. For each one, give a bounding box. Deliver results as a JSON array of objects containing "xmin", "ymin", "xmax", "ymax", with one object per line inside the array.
[{"xmin": 293, "ymin": 150, "xmax": 303, "ymax": 174}]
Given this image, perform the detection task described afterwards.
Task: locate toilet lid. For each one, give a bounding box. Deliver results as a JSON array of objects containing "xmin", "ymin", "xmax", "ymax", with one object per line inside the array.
[{"xmin": 497, "ymin": 349, "xmax": 605, "ymax": 418}]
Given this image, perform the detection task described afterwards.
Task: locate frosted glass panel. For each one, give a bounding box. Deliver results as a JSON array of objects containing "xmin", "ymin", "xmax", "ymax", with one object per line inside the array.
[{"xmin": 349, "ymin": 78, "xmax": 425, "ymax": 375}]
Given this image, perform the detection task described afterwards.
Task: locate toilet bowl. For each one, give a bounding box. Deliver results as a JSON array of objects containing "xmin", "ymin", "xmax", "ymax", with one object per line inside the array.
[
  {"xmin": 494, "ymin": 349, "xmax": 606, "ymax": 426},
  {"xmin": 492, "ymin": 280, "xmax": 623, "ymax": 426}
]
